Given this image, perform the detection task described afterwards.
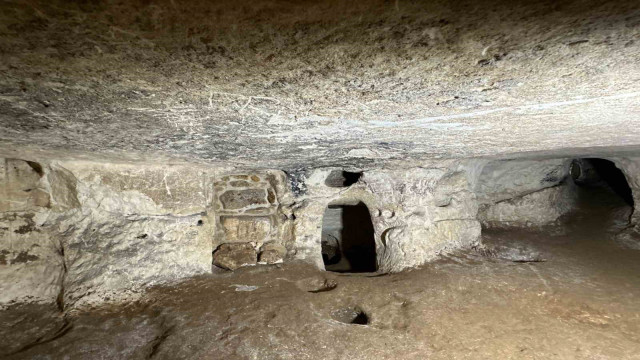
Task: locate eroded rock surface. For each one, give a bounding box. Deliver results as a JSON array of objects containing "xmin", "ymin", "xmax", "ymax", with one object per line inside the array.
[
  {"xmin": 212, "ymin": 243, "xmax": 257, "ymax": 270},
  {"xmin": 0, "ymin": 0, "xmax": 639, "ymax": 168},
  {"xmin": 476, "ymin": 159, "xmax": 577, "ymax": 227},
  {"xmin": 0, "ymin": 303, "xmax": 65, "ymax": 357},
  {"xmin": 258, "ymin": 242, "xmax": 286, "ymax": 264},
  {"xmin": 0, "ymin": 159, "xmax": 64, "ymax": 307},
  {"xmin": 2, "ymin": 153, "xmax": 639, "ymax": 313},
  {"xmin": 1, "ymin": 159, "xmax": 216, "ymax": 309}
]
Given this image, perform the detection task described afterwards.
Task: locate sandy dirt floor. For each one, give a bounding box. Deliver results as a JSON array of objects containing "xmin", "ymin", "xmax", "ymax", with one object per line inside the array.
[{"xmin": 2, "ymin": 187, "xmax": 640, "ymax": 359}]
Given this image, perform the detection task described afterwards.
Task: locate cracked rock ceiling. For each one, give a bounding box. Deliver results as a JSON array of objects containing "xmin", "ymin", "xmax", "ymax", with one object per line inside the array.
[{"xmin": 1, "ymin": 0, "xmax": 639, "ymax": 169}]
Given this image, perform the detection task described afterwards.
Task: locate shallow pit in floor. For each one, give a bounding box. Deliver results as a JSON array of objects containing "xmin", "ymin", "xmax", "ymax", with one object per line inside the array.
[{"xmin": 330, "ymin": 306, "xmax": 369, "ymax": 325}]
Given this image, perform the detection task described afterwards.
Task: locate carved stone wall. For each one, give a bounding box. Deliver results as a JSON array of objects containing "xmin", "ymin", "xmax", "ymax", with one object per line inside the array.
[{"xmin": 211, "ymin": 172, "xmax": 293, "ymax": 270}]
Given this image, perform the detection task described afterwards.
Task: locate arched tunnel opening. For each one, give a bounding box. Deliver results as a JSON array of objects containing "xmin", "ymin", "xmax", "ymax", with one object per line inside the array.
[
  {"xmin": 571, "ymin": 158, "xmax": 634, "ymax": 208},
  {"xmin": 478, "ymin": 157, "xmax": 638, "ymax": 265},
  {"xmin": 320, "ymin": 202, "xmax": 377, "ymax": 273}
]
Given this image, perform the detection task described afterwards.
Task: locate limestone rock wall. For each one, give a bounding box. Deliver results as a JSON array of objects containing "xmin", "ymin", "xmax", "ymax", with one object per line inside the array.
[
  {"xmin": 0, "ymin": 159, "xmax": 64, "ymax": 308},
  {"xmin": 290, "ymin": 162, "xmax": 482, "ymax": 273},
  {"xmin": 52, "ymin": 162, "xmax": 218, "ymax": 308},
  {"xmin": 475, "ymin": 159, "xmax": 577, "ymax": 227},
  {"xmin": 478, "ymin": 185, "xmax": 577, "ymax": 227},
  {"xmin": 609, "ymin": 157, "xmax": 640, "ymax": 225},
  {"xmin": 1, "ymin": 159, "xmax": 218, "ymax": 309},
  {"xmin": 6, "ymin": 155, "xmax": 637, "ymax": 309}
]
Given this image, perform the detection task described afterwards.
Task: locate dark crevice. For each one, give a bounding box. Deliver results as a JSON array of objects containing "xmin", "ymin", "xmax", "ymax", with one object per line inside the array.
[
  {"xmin": 590, "ymin": 159, "xmax": 633, "ymax": 206},
  {"xmin": 351, "ymin": 311, "xmax": 369, "ymax": 325},
  {"xmin": 9, "ymin": 319, "xmax": 73, "ymax": 355},
  {"xmin": 26, "ymin": 161, "xmax": 44, "ymax": 177},
  {"xmin": 325, "ymin": 170, "xmax": 363, "ymax": 187},
  {"xmin": 148, "ymin": 323, "xmax": 175, "ymax": 359},
  {"xmin": 55, "ymin": 239, "xmax": 67, "ymax": 312}
]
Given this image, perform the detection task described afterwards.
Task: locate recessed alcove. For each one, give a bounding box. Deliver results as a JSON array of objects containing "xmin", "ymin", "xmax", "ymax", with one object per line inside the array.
[
  {"xmin": 324, "ymin": 170, "xmax": 363, "ymax": 188},
  {"xmin": 320, "ymin": 201, "xmax": 377, "ymax": 272}
]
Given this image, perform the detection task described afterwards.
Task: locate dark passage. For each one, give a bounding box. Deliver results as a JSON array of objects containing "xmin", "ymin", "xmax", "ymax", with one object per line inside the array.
[
  {"xmin": 321, "ymin": 202, "xmax": 377, "ymax": 272},
  {"xmin": 571, "ymin": 158, "xmax": 634, "ymax": 206}
]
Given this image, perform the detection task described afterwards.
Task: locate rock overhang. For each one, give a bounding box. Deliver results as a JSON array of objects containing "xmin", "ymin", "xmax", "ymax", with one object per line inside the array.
[{"xmin": 0, "ymin": 0, "xmax": 638, "ymax": 169}]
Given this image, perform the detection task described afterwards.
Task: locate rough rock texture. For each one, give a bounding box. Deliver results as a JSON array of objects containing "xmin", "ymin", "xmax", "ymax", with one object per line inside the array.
[
  {"xmin": 479, "ymin": 185, "xmax": 578, "ymax": 227},
  {"xmin": 212, "ymin": 243, "xmax": 258, "ymax": 270},
  {"xmin": 2, "ymin": 153, "xmax": 639, "ymax": 311},
  {"xmin": 212, "ymin": 171, "xmax": 293, "ymax": 269},
  {"xmin": 221, "ymin": 216, "xmax": 271, "ymax": 243},
  {"xmin": 475, "ymin": 159, "xmax": 577, "ymax": 227},
  {"xmin": 474, "ymin": 159, "xmax": 571, "ymax": 203},
  {"xmin": 5, "ymin": 307, "xmax": 165, "ymax": 360},
  {"xmin": 0, "ymin": 303, "xmax": 66, "ymax": 356},
  {"xmin": 6, "ymin": 193, "xmax": 640, "ymax": 360},
  {"xmin": 258, "ymin": 242, "xmax": 286, "ymax": 264},
  {"xmin": 0, "ymin": 212, "xmax": 63, "ymax": 306},
  {"xmin": 0, "ymin": 159, "xmax": 50, "ymax": 211},
  {"xmin": 0, "ymin": 0, "xmax": 639, "ymax": 168},
  {"xmin": 49, "ymin": 162, "xmax": 216, "ymax": 308},
  {"xmin": 612, "ymin": 157, "xmax": 640, "ymax": 224},
  {"xmin": 1, "ymin": 158, "xmax": 218, "ymax": 309},
  {"xmin": 606, "ymin": 157, "xmax": 640, "ymax": 248},
  {"xmin": 1, "ymin": 0, "xmax": 640, "ymax": 320},
  {"xmin": 292, "ymin": 162, "xmax": 481, "ymax": 272},
  {"xmin": 0, "ymin": 159, "xmax": 64, "ymax": 307}
]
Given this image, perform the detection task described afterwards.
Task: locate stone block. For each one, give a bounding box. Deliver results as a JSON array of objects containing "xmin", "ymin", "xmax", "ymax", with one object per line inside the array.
[
  {"xmin": 213, "ymin": 243, "xmax": 257, "ymax": 270},
  {"xmin": 258, "ymin": 242, "xmax": 286, "ymax": 264},
  {"xmin": 433, "ymin": 194, "xmax": 452, "ymax": 207},
  {"xmin": 48, "ymin": 165, "xmax": 80, "ymax": 211},
  {"xmin": 229, "ymin": 180, "xmax": 251, "ymax": 187},
  {"xmin": 221, "ymin": 216, "xmax": 271, "ymax": 243},
  {"xmin": 65, "ymin": 162, "xmax": 210, "ymax": 215},
  {"xmin": 219, "ymin": 189, "xmax": 268, "ymax": 210}
]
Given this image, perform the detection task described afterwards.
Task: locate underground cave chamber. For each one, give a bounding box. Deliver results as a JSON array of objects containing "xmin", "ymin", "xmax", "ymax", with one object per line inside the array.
[{"xmin": 2, "ymin": 0, "xmax": 640, "ymax": 356}]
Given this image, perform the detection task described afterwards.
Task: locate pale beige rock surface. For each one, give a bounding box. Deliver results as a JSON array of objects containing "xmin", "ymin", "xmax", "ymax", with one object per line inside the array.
[
  {"xmin": 0, "ymin": 0, "xmax": 638, "ymax": 168},
  {"xmin": 212, "ymin": 243, "xmax": 257, "ymax": 270},
  {"xmin": 0, "ymin": 0, "xmax": 640, "ymax": 357}
]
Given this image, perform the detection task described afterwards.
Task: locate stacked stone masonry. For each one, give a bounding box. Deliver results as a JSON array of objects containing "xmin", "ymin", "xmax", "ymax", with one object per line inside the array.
[{"xmin": 212, "ymin": 172, "xmax": 291, "ymax": 270}]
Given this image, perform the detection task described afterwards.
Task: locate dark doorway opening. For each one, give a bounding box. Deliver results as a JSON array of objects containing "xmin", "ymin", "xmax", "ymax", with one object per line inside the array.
[
  {"xmin": 321, "ymin": 202, "xmax": 377, "ymax": 272},
  {"xmin": 571, "ymin": 158, "xmax": 633, "ymax": 207}
]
